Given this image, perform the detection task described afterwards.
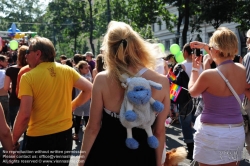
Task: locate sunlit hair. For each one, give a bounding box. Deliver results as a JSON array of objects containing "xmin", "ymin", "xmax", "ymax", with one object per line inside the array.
[
  {"xmin": 209, "ymin": 27, "xmax": 238, "ymax": 58},
  {"xmin": 17, "ymin": 45, "xmax": 28, "ymax": 67},
  {"xmin": 95, "ymin": 54, "xmax": 105, "ymax": 73},
  {"xmin": 73, "ymin": 54, "xmax": 83, "ymax": 65},
  {"xmin": 183, "ymin": 43, "xmax": 192, "ymax": 55},
  {"xmin": 29, "ymin": 36, "xmax": 55, "ymax": 62},
  {"xmin": 60, "ymin": 55, "xmax": 67, "ymax": 60},
  {"xmin": 65, "ymin": 59, "xmax": 73, "ymax": 68},
  {"xmin": 103, "ymin": 21, "xmax": 156, "ymax": 80},
  {"xmin": 76, "ymin": 60, "xmax": 88, "ymax": 69},
  {"xmin": 0, "ymin": 55, "xmax": 7, "ymax": 62}
]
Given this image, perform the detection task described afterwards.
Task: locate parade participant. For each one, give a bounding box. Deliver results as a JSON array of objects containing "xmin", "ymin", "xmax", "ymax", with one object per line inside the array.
[
  {"xmin": 173, "ymin": 43, "xmax": 202, "ymax": 160},
  {"xmin": 12, "ymin": 36, "xmax": 92, "ymax": 165},
  {"xmin": 60, "ymin": 55, "xmax": 67, "ymax": 64},
  {"xmin": 78, "ymin": 21, "xmax": 170, "ymax": 166},
  {"xmin": 189, "ymin": 27, "xmax": 246, "ymax": 166},
  {"xmin": 73, "ymin": 61, "xmax": 92, "ymax": 140},
  {"xmin": 242, "ymin": 29, "xmax": 250, "ymax": 156},
  {"xmin": 164, "ymin": 53, "xmax": 177, "ymax": 69},
  {"xmin": 4, "ymin": 45, "xmax": 28, "ymax": 128},
  {"xmin": 85, "ymin": 52, "xmax": 95, "ymax": 73},
  {"xmin": 0, "ymin": 55, "xmax": 8, "ymax": 69},
  {"xmin": 0, "ymin": 55, "xmax": 9, "ymax": 125},
  {"xmin": 92, "ymin": 54, "xmax": 105, "ymax": 81}
]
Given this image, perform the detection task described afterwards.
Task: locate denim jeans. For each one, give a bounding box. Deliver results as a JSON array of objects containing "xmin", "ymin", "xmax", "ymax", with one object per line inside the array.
[
  {"xmin": 9, "ymin": 105, "xmax": 19, "ymax": 128},
  {"xmin": 179, "ymin": 112, "xmax": 196, "ymax": 143},
  {"xmin": 0, "ymin": 95, "xmax": 9, "ymax": 125}
]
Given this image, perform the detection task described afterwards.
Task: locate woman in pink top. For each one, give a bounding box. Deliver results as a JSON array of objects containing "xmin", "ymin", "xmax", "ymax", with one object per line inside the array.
[{"xmin": 189, "ymin": 27, "xmax": 246, "ymax": 166}]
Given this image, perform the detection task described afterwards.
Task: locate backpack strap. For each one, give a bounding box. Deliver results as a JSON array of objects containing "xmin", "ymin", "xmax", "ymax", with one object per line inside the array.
[{"xmin": 135, "ymin": 68, "xmax": 148, "ymax": 77}]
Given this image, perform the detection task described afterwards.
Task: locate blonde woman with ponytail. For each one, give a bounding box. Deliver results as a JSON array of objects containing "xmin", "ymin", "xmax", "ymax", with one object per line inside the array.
[{"xmin": 78, "ymin": 21, "xmax": 170, "ymax": 166}]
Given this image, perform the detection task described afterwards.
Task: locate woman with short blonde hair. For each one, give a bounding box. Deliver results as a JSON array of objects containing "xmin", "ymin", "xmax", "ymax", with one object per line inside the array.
[{"xmin": 189, "ymin": 27, "xmax": 246, "ymax": 166}]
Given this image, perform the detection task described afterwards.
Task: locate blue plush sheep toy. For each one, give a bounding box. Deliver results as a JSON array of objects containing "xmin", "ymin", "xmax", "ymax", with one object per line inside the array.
[{"xmin": 119, "ymin": 74, "xmax": 164, "ymax": 149}]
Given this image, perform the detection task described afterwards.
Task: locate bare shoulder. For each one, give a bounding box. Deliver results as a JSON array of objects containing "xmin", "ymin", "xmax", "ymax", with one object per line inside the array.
[
  {"xmin": 199, "ymin": 68, "xmax": 217, "ymax": 80},
  {"xmin": 93, "ymin": 71, "xmax": 108, "ymax": 86},
  {"xmin": 235, "ymin": 63, "xmax": 246, "ymax": 70},
  {"xmin": 95, "ymin": 71, "xmax": 107, "ymax": 80},
  {"xmin": 143, "ymin": 69, "xmax": 169, "ymax": 88}
]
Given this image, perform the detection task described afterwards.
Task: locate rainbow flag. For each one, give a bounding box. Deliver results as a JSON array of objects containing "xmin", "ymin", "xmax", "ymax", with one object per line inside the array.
[
  {"xmin": 167, "ymin": 70, "xmax": 176, "ymax": 82},
  {"xmin": 170, "ymin": 83, "xmax": 182, "ymax": 102}
]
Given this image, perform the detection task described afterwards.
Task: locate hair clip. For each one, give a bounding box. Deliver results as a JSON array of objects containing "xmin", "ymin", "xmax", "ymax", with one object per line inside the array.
[{"xmin": 120, "ymin": 39, "xmax": 127, "ymax": 48}]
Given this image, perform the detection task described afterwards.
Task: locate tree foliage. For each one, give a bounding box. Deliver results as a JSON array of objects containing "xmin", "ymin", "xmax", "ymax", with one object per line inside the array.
[
  {"xmin": 0, "ymin": 0, "xmax": 44, "ymax": 32},
  {"xmin": 198, "ymin": 0, "xmax": 237, "ymax": 29},
  {"xmin": 233, "ymin": 0, "xmax": 250, "ymax": 31},
  {"xmin": 110, "ymin": 0, "xmax": 177, "ymax": 38},
  {"xmin": 163, "ymin": 0, "xmax": 200, "ymax": 46},
  {"xmin": 1, "ymin": 0, "xmax": 250, "ymax": 58}
]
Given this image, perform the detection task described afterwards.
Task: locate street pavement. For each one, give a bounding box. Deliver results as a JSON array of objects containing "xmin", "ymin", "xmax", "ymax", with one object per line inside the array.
[
  {"xmin": 69, "ymin": 122, "xmax": 250, "ymax": 166},
  {"xmin": 1, "ymin": 123, "xmax": 250, "ymax": 165}
]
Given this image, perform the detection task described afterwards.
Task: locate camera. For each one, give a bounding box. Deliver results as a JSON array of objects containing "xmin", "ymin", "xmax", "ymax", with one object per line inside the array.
[{"xmin": 192, "ymin": 49, "xmax": 201, "ymax": 57}]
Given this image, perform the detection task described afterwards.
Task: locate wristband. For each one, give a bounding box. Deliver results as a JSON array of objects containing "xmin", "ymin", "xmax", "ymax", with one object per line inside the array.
[{"xmin": 192, "ymin": 67, "xmax": 199, "ymax": 72}]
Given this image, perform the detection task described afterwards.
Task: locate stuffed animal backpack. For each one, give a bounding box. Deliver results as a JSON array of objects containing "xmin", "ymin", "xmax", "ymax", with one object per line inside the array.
[{"xmin": 119, "ymin": 74, "xmax": 164, "ymax": 149}]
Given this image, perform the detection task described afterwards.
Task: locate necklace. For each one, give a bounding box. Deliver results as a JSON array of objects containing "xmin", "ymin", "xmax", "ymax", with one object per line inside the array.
[{"xmin": 217, "ymin": 59, "xmax": 233, "ymax": 67}]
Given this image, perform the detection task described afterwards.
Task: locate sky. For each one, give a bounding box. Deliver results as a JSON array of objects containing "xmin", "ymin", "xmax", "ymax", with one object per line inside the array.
[
  {"xmin": 0, "ymin": 0, "xmax": 51, "ymax": 17},
  {"xmin": 43, "ymin": 0, "xmax": 51, "ymax": 10}
]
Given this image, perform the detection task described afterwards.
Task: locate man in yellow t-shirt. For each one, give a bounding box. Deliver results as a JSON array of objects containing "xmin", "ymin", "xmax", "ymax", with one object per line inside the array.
[{"xmin": 12, "ymin": 37, "xmax": 92, "ymax": 165}]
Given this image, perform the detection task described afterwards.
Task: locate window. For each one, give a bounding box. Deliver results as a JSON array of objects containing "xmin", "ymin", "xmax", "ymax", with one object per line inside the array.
[{"xmin": 165, "ymin": 40, "xmax": 170, "ymax": 51}]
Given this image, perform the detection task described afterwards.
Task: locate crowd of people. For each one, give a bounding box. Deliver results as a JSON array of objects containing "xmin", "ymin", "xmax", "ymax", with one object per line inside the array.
[{"xmin": 0, "ymin": 21, "xmax": 249, "ymax": 166}]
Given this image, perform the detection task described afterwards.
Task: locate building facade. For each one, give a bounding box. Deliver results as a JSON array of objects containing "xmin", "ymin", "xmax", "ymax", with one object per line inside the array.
[{"xmin": 153, "ymin": 6, "xmax": 247, "ymax": 56}]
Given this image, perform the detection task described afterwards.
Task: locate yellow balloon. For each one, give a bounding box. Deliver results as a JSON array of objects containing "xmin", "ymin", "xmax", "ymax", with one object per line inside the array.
[
  {"xmin": 15, "ymin": 33, "xmax": 20, "ymax": 38},
  {"xmin": 19, "ymin": 33, "xmax": 25, "ymax": 38}
]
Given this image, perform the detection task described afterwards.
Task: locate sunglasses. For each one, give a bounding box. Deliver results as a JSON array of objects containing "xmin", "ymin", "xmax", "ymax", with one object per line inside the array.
[
  {"xmin": 26, "ymin": 49, "xmax": 34, "ymax": 54},
  {"xmin": 208, "ymin": 45, "xmax": 220, "ymax": 51}
]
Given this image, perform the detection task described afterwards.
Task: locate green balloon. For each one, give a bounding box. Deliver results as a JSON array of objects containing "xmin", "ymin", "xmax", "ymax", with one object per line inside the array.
[
  {"xmin": 175, "ymin": 51, "xmax": 185, "ymax": 63},
  {"xmin": 9, "ymin": 40, "xmax": 18, "ymax": 50},
  {"xmin": 31, "ymin": 32, "xmax": 37, "ymax": 37},
  {"xmin": 170, "ymin": 44, "xmax": 180, "ymax": 55},
  {"xmin": 203, "ymin": 50, "xmax": 207, "ymax": 55},
  {"xmin": 158, "ymin": 43, "xmax": 165, "ymax": 53}
]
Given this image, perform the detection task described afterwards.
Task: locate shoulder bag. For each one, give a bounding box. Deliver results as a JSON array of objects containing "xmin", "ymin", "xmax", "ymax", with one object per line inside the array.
[{"xmin": 216, "ymin": 68, "xmax": 249, "ymax": 133}]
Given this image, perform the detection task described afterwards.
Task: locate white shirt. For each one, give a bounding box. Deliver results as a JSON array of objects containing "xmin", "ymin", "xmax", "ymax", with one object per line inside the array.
[
  {"xmin": 181, "ymin": 60, "xmax": 203, "ymax": 78},
  {"xmin": 0, "ymin": 70, "xmax": 5, "ymax": 89},
  {"xmin": 155, "ymin": 58, "xmax": 165, "ymax": 75}
]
